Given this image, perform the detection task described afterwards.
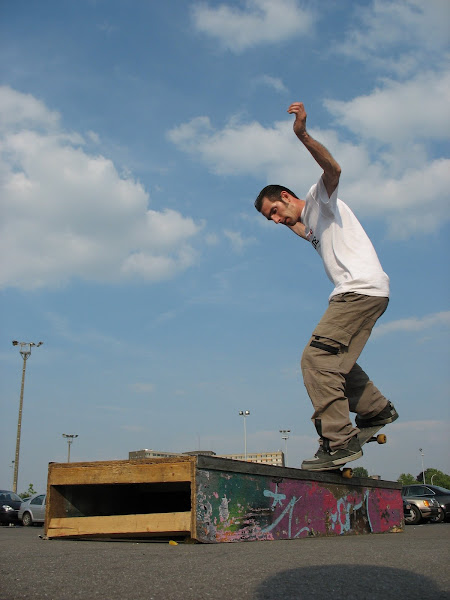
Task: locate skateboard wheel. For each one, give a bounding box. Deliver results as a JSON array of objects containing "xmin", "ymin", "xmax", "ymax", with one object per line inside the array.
[
  {"xmin": 377, "ymin": 434, "xmax": 387, "ymax": 444},
  {"xmin": 342, "ymin": 468, "xmax": 353, "ymax": 479}
]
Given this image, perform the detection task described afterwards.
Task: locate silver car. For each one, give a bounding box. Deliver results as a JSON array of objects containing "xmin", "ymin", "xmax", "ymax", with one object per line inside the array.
[
  {"xmin": 18, "ymin": 493, "xmax": 46, "ymax": 526},
  {"xmin": 402, "ymin": 486, "xmax": 441, "ymax": 524}
]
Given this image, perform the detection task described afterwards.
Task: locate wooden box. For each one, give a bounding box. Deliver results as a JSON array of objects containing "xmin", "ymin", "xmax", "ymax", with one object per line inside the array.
[{"xmin": 45, "ymin": 455, "xmax": 403, "ymax": 542}]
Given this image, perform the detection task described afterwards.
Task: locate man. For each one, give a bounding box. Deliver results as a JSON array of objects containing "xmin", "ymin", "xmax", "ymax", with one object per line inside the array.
[{"xmin": 254, "ymin": 102, "xmax": 398, "ymax": 471}]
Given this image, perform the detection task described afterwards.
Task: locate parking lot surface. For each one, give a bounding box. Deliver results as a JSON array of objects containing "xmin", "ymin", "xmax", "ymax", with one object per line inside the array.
[{"xmin": 1, "ymin": 523, "xmax": 449, "ymax": 599}]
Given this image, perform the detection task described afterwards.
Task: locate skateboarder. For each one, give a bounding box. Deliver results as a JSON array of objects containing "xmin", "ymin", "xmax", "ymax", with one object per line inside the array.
[{"xmin": 254, "ymin": 102, "xmax": 398, "ymax": 471}]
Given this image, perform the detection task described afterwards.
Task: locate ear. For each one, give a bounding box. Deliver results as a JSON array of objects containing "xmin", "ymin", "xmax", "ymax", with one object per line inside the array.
[{"xmin": 280, "ymin": 190, "xmax": 290, "ymax": 203}]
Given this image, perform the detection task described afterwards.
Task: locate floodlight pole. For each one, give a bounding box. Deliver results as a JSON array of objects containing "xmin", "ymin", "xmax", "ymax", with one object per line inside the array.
[
  {"xmin": 239, "ymin": 410, "xmax": 250, "ymax": 461},
  {"xmin": 11, "ymin": 341, "xmax": 43, "ymax": 493},
  {"xmin": 62, "ymin": 434, "xmax": 78, "ymax": 462},
  {"xmin": 279, "ymin": 429, "xmax": 291, "ymax": 467}
]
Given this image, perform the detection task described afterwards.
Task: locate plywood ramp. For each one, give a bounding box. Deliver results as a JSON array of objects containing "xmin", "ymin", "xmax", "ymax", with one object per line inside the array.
[{"xmin": 45, "ymin": 456, "xmax": 403, "ymax": 542}]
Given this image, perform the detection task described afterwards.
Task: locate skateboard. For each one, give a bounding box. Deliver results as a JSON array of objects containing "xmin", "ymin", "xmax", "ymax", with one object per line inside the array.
[
  {"xmin": 311, "ymin": 424, "xmax": 387, "ymax": 479},
  {"xmin": 339, "ymin": 424, "xmax": 387, "ymax": 478}
]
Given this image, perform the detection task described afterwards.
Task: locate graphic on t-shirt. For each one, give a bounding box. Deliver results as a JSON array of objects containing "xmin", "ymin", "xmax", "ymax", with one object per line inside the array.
[
  {"xmin": 311, "ymin": 235, "xmax": 320, "ymax": 250},
  {"xmin": 305, "ymin": 227, "xmax": 320, "ymax": 250}
]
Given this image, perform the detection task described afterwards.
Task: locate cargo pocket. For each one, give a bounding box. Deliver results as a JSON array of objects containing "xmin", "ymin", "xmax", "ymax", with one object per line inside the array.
[
  {"xmin": 312, "ymin": 322, "xmax": 352, "ymax": 348},
  {"xmin": 301, "ymin": 334, "xmax": 344, "ymax": 373},
  {"xmin": 309, "ymin": 338, "xmax": 340, "ymax": 355}
]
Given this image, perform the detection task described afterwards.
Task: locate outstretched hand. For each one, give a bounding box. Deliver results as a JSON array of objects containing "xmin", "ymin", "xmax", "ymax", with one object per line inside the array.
[{"xmin": 287, "ymin": 102, "xmax": 307, "ymax": 138}]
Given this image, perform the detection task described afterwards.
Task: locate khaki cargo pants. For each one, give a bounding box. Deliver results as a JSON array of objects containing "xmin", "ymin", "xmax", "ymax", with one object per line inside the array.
[{"xmin": 301, "ymin": 292, "xmax": 389, "ymax": 450}]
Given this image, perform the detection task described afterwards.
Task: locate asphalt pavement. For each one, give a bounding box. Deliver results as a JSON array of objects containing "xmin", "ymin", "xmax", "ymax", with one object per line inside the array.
[{"xmin": 1, "ymin": 522, "xmax": 449, "ymax": 600}]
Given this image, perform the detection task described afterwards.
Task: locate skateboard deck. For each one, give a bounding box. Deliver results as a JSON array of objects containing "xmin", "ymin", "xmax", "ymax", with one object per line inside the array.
[
  {"xmin": 357, "ymin": 424, "xmax": 386, "ymax": 448},
  {"xmin": 306, "ymin": 424, "xmax": 387, "ymax": 478}
]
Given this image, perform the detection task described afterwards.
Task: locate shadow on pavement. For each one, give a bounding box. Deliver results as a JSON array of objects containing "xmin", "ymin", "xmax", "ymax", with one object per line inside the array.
[{"xmin": 256, "ymin": 564, "xmax": 447, "ymax": 599}]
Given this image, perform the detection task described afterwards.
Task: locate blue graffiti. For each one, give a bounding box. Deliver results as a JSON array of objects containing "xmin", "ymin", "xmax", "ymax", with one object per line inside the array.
[
  {"xmin": 262, "ymin": 486, "xmax": 371, "ymax": 538},
  {"xmin": 261, "ymin": 495, "xmax": 303, "ymax": 537},
  {"xmin": 264, "ymin": 485, "xmax": 286, "ymax": 508},
  {"xmin": 330, "ymin": 490, "xmax": 369, "ymax": 533}
]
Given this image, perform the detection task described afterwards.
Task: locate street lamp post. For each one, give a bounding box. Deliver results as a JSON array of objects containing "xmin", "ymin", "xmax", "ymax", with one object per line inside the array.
[
  {"xmin": 279, "ymin": 429, "xmax": 291, "ymax": 467},
  {"xmin": 419, "ymin": 448, "xmax": 425, "ymax": 484},
  {"xmin": 62, "ymin": 434, "xmax": 78, "ymax": 462},
  {"xmin": 11, "ymin": 340, "xmax": 43, "ymax": 493},
  {"xmin": 239, "ymin": 410, "xmax": 250, "ymax": 461}
]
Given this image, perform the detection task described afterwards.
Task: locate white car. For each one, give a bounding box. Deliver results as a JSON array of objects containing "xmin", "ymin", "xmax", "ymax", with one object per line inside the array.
[{"xmin": 18, "ymin": 493, "xmax": 46, "ymax": 526}]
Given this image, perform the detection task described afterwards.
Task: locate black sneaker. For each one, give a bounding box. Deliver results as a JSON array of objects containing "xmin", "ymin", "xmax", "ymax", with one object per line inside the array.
[
  {"xmin": 301, "ymin": 435, "xmax": 362, "ymax": 471},
  {"xmin": 356, "ymin": 401, "xmax": 399, "ymax": 429}
]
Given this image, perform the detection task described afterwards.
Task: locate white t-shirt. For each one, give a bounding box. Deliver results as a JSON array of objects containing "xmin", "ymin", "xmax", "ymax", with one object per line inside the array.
[{"xmin": 301, "ymin": 176, "xmax": 390, "ymax": 299}]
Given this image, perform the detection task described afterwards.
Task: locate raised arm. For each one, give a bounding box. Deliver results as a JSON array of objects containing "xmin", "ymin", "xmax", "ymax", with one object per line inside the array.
[{"xmin": 287, "ymin": 102, "xmax": 341, "ymax": 198}]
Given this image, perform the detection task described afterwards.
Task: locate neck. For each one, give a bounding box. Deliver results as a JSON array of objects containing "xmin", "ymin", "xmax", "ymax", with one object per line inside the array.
[{"xmin": 295, "ymin": 198, "xmax": 305, "ymax": 223}]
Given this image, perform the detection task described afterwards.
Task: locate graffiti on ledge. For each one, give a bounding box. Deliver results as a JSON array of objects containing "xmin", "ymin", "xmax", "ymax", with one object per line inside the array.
[{"xmin": 196, "ymin": 469, "xmax": 403, "ymax": 542}]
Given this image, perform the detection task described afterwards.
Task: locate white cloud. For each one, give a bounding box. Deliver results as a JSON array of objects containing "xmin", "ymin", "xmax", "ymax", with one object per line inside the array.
[
  {"xmin": 0, "ymin": 86, "xmax": 203, "ymax": 290},
  {"xmin": 253, "ymin": 75, "xmax": 288, "ymax": 94},
  {"xmin": 168, "ymin": 68, "xmax": 450, "ymax": 237},
  {"xmin": 168, "ymin": 115, "xmax": 297, "ymax": 178},
  {"xmin": 86, "ymin": 130, "xmax": 100, "ymax": 144},
  {"xmin": 325, "ymin": 70, "xmax": 450, "ymax": 144},
  {"xmin": 337, "ymin": 0, "xmax": 450, "ymax": 76},
  {"xmin": 131, "ymin": 383, "xmax": 155, "ymax": 394},
  {"xmin": 341, "ymin": 155, "xmax": 450, "ymax": 237},
  {"xmin": 191, "ymin": 0, "xmax": 315, "ymax": 53},
  {"xmin": 373, "ymin": 311, "xmax": 450, "ymax": 339},
  {"xmin": 0, "ymin": 86, "xmax": 60, "ymax": 130},
  {"xmin": 224, "ymin": 229, "xmax": 255, "ymax": 253}
]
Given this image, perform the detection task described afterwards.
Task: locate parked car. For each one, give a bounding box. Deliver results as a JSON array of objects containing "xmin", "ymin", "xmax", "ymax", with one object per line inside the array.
[
  {"xmin": 18, "ymin": 493, "xmax": 46, "ymax": 526},
  {"xmin": 403, "ymin": 484, "xmax": 450, "ymax": 523},
  {"xmin": 403, "ymin": 499, "xmax": 412, "ymax": 518},
  {"xmin": 0, "ymin": 489, "xmax": 23, "ymax": 525},
  {"xmin": 402, "ymin": 485, "xmax": 441, "ymax": 524}
]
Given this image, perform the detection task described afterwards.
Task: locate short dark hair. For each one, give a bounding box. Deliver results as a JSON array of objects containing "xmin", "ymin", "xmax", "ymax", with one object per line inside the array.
[{"xmin": 254, "ymin": 185, "xmax": 298, "ymax": 212}]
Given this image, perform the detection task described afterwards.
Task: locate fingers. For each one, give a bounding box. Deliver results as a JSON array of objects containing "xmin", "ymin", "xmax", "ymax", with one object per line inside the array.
[{"xmin": 287, "ymin": 102, "xmax": 305, "ymax": 114}]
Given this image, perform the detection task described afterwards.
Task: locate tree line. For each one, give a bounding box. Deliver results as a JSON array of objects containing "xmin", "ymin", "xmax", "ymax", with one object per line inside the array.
[
  {"xmin": 340, "ymin": 467, "xmax": 449, "ymax": 487},
  {"xmin": 397, "ymin": 468, "xmax": 449, "ymax": 488}
]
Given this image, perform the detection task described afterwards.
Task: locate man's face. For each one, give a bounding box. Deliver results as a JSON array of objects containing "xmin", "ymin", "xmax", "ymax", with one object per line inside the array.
[{"xmin": 260, "ymin": 193, "xmax": 301, "ymax": 227}]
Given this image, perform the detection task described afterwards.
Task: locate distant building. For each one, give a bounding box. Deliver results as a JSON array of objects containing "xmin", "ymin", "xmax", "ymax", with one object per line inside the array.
[
  {"xmin": 129, "ymin": 449, "xmax": 180, "ymax": 459},
  {"xmin": 128, "ymin": 449, "xmax": 285, "ymax": 467},
  {"xmin": 220, "ymin": 452, "xmax": 284, "ymax": 467}
]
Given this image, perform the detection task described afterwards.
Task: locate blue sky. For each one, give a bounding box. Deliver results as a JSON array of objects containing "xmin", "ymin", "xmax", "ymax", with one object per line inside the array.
[{"xmin": 1, "ymin": 0, "xmax": 449, "ymax": 493}]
